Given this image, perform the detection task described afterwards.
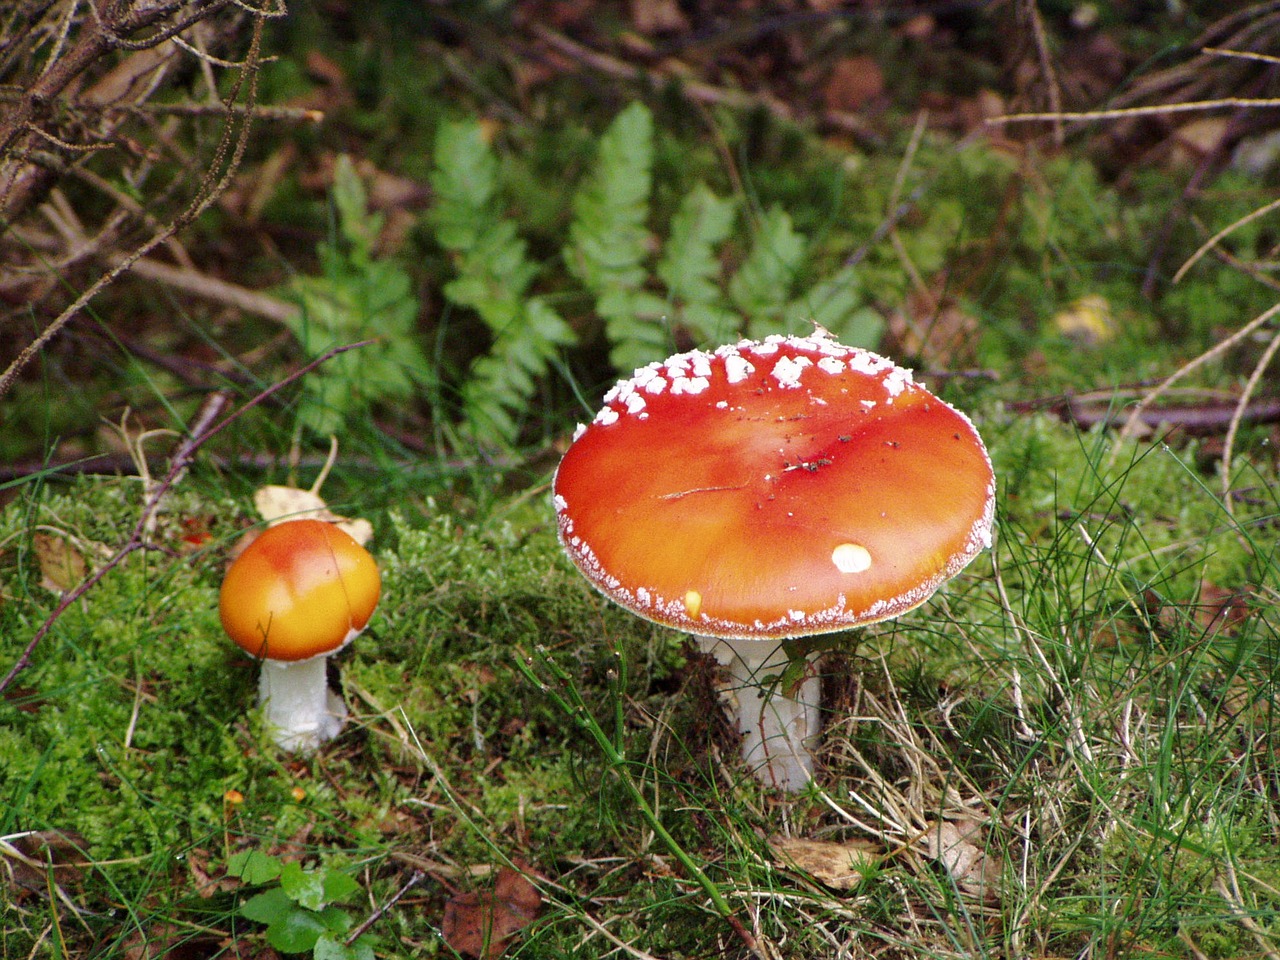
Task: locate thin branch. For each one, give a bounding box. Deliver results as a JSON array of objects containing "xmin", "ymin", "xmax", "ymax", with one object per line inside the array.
[
  {"xmin": 1221, "ymin": 324, "xmax": 1280, "ymax": 517},
  {"xmin": 1107, "ymin": 300, "xmax": 1280, "ymax": 464},
  {"xmin": 989, "ymin": 97, "xmax": 1280, "ymax": 127},
  {"xmin": 1173, "ymin": 195, "xmax": 1280, "ymax": 284},
  {"xmin": 344, "ymin": 870, "xmax": 423, "ymax": 946},
  {"xmin": 0, "ymin": 10, "xmax": 267, "ymax": 402},
  {"xmin": 123, "ymin": 256, "xmax": 299, "ymax": 323},
  {"xmin": 1021, "ymin": 0, "xmax": 1064, "ymax": 146}
]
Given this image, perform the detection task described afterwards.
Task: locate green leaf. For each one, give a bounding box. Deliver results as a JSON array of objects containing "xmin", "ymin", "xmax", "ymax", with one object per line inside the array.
[
  {"xmin": 240, "ymin": 887, "xmax": 295, "ymax": 926},
  {"xmin": 322, "ymin": 869, "xmax": 360, "ymax": 905},
  {"xmin": 227, "ymin": 850, "xmax": 283, "ymax": 885},
  {"xmin": 657, "ymin": 184, "xmax": 736, "ymax": 309},
  {"xmin": 730, "ymin": 206, "xmax": 806, "ymax": 337},
  {"xmin": 280, "ymin": 861, "xmax": 327, "ymax": 911},
  {"xmin": 265, "ymin": 907, "xmax": 329, "ymax": 954},
  {"xmin": 282, "ymin": 167, "xmax": 430, "ymax": 437},
  {"xmin": 784, "ymin": 267, "xmax": 881, "ymax": 347},
  {"xmin": 566, "ymin": 102, "xmax": 662, "ymax": 365},
  {"xmin": 279, "ymin": 861, "xmax": 357, "ymax": 912},
  {"xmin": 315, "ymin": 934, "xmax": 376, "ymax": 960},
  {"xmin": 429, "ymin": 120, "xmax": 579, "ymax": 444},
  {"xmin": 331, "ymin": 154, "xmax": 380, "ymax": 264},
  {"xmin": 429, "ymin": 120, "xmax": 499, "ymax": 251}
]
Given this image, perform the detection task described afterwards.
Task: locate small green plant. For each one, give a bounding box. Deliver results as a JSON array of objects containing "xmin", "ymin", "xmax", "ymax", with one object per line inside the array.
[
  {"xmin": 285, "ymin": 154, "xmax": 431, "ymax": 437},
  {"xmin": 230, "ymin": 849, "xmax": 374, "ymax": 960},
  {"xmin": 429, "ymin": 120, "xmax": 577, "ymax": 445}
]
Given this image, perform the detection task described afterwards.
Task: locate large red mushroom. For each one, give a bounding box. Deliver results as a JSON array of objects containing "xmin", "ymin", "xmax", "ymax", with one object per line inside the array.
[{"xmin": 553, "ymin": 331, "xmax": 994, "ymax": 790}]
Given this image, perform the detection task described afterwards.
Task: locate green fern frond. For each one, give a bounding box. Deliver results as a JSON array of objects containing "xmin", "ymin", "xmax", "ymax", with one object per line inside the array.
[
  {"xmin": 565, "ymin": 102, "xmax": 666, "ymax": 371},
  {"xmin": 285, "ymin": 156, "xmax": 428, "ymax": 437},
  {"xmin": 729, "ymin": 206, "xmax": 805, "ymax": 338},
  {"xmin": 430, "ymin": 120, "xmax": 576, "ymax": 444},
  {"xmin": 657, "ymin": 184, "xmax": 738, "ymax": 344},
  {"xmin": 785, "ymin": 266, "xmax": 883, "ymax": 348}
]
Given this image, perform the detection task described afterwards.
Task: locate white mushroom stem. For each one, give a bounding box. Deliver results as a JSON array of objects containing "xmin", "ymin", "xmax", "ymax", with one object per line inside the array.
[
  {"xmin": 257, "ymin": 657, "xmax": 348, "ymax": 753},
  {"xmin": 697, "ymin": 638, "xmax": 821, "ymax": 792}
]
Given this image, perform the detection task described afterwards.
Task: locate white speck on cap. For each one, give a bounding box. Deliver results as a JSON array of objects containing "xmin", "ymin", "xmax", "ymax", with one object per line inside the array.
[
  {"xmin": 671, "ymin": 376, "xmax": 711, "ymax": 395},
  {"xmin": 831, "ymin": 543, "xmax": 873, "ymax": 574},
  {"xmin": 724, "ymin": 353, "xmax": 755, "ymax": 384},
  {"xmin": 771, "ymin": 354, "xmax": 813, "ymax": 388}
]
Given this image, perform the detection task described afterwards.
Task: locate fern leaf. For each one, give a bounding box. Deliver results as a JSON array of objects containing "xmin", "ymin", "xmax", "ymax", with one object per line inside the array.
[
  {"xmin": 658, "ymin": 184, "xmax": 736, "ymax": 306},
  {"xmin": 285, "ymin": 159, "xmax": 428, "ymax": 437},
  {"xmin": 429, "ymin": 119, "xmax": 578, "ymax": 443},
  {"xmin": 784, "ymin": 267, "xmax": 883, "ymax": 348},
  {"xmin": 565, "ymin": 102, "xmax": 662, "ymax": 368},
  {"xmin": 429, "ymin": 120, "xmax": 499, "ymax": 252},
  {"xmin": 729, "ymin": 206, "xmax": 805, "ymax": 337},
  {"xmin": 656, "ymin": 184, "xmax": 737, "ymax": 343}
]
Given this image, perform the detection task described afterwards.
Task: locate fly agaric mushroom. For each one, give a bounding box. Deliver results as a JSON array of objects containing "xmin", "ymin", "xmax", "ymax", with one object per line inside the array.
[
  {"xmin": 220, "ymin": 518, "xmax": 381, "ymax": 752},
  {"xmin": 553, "ymin": 332, "xmax": 994, "ymax": 791}
]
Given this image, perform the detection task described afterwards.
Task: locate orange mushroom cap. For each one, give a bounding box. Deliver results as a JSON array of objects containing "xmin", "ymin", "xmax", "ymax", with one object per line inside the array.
[
  {"xmin": 220, "ymin": 519, "xmax": 381, "ymax": 662},
  {"xmin": 553, "ymin": 333, "xmax": 995, "ymax": 640}
]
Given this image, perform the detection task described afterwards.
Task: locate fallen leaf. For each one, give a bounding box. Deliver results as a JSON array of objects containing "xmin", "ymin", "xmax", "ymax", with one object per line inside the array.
[
  {"xmin": 1170, "ymin": 117, "xmax": 1230, "ymax": 168},
  {"xmin": 120, "ymin": 922, "xmax": 226, "ymax": 960},
  {"xmin": 187, "ymin": 847, "xmax": 239, "ymax": 898},
  {"xmin": 33, "ymin": 531, "xmax": 85, "ymax": 593},
  {"xmin": 768, "ymin": 836, "xmax": 880, "ymax": 890},
  {"xmin": 253, "ymin": 485, "xmax": 373, "ymax": 545},
  {"xmin": 919, "ymin": 819, "xmax": 1002, "ymax": 900},
  {"xmin": 1150, "ymin": 580, "xmax": 1253, "ymax": 638},
  {"xmin": 441, "ymin": 866, "xmax": 541, "ymax": 958}
]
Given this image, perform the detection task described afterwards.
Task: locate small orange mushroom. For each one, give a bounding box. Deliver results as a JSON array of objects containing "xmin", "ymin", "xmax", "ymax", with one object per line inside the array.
[{"xmin": 220, "ymin": 519, "xmax": 380, "ymax": 752}]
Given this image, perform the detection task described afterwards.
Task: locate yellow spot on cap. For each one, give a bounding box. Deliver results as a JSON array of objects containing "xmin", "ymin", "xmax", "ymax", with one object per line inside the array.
[
  {"xmin": 684, "ymin": 590, "xmax": 702, "ymax": 618},
  {"xmin": 831, "ymin": 543, "xmax": 872, "ymax": 574}
]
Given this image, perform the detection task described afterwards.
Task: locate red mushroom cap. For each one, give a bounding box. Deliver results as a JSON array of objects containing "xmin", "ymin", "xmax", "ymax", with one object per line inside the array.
[
  {"xmin": 220, "ymin": 519, "xmax": 381, "ymax": 662},
  {"xmin": 553, "ymin": 333, "xmax": 994, "ymax": 640}
]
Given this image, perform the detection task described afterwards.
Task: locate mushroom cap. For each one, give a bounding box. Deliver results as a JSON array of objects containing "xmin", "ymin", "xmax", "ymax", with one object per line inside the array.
[
  {"xmin": 553, "ymin": 333, "xmax": 995, "ymax": 640},
  {"xmin": 220, "ymin": 519, "xmax": 381, "ymax": 662}
]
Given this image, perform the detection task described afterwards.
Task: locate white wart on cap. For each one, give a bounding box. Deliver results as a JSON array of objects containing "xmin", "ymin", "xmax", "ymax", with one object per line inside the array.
[{"xmin": 553, "ymin": 333, "xmax": 995, "ymax": 640}]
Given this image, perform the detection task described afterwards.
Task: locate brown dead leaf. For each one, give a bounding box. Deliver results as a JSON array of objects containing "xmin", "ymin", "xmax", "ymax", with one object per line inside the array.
[
  {"xmin": 920, "ymin": 819, "xmax": 1002, "ymax": 900},
  {"xmin": 1150, "ymin": 581, "xmax": 1253, "ymax": 638},
  {"xmin": 2, "ymin": 685, "xmax": 46, "ymax": 713},
  {"xmin": 441, "ymin": 866, "xmax": 541, "ymax": 959},
  {"xmin": 1169, "ymin": 117, "xmax": 1230, "ymax": 169},
  {"xmin": 823, "ymin": 56, "xmax": 885, "ymax": 114},
  {"xmin": 33, "ymin": 531, "xmax": 86, "ymax": 592},
  {"xmin": 186, "ymin": 847, "xmax": 239, "ymax": 898},
  {"xmin": 768, "ymin": 836, "xmax": 880, "ymax": 890},
  {"xmin": 120, "ymin": 922, "xmax": 226, "ymax": 960}
]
